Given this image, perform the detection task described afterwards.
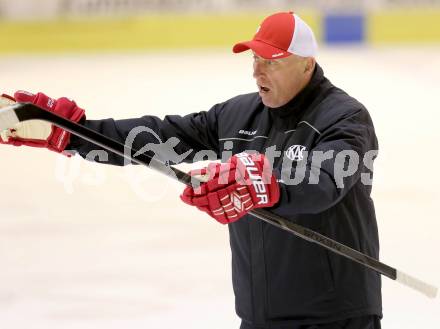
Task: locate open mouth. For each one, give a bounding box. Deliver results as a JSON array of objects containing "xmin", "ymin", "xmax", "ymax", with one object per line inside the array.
[{"xmin": 259, "ymin": 85, "xmax": 270, "ymax": 93}]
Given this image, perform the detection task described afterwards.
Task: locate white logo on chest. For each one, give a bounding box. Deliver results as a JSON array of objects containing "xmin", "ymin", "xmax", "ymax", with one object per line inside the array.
[
  {"xmin": 285, "ymin": 145, "xmax": 307, "ymax": 161},
  {"xmin": 239, "ymin": 129, "xmax": 257, "ymax": 136}
]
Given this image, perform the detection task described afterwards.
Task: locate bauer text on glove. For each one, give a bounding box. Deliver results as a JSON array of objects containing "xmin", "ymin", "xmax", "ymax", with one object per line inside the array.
[{"xmin": 180, "ymin": 152, "xmax": 280, "ymax": 224}]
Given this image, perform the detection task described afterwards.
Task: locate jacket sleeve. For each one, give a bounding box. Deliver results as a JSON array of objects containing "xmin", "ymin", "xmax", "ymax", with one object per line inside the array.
[
  {"xmin": 271, "ymin": 107, "xmax": 378, "ymax": 216},
  {"xmin": 67, "ymin": 104, "xmax": 222, "ymax": 166}
]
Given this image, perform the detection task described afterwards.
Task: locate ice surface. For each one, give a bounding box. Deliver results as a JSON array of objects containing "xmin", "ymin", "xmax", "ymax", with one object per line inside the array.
[{"xmin": 0, "ymin": 47, "xmax": 439, "ymax": 328}]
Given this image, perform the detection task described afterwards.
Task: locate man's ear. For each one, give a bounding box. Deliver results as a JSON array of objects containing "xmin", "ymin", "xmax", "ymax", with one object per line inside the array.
[{"xmin": 304, "ymin": 58, "xmax": 316, "ymax": 73}]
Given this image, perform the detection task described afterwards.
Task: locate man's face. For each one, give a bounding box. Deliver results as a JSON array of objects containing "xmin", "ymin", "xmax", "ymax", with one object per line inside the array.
[{"xmin": 252, "ymin": 52, "xmax": 313, "ymax": 108}]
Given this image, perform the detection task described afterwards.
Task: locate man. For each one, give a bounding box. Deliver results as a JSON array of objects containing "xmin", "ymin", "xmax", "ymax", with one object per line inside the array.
[{"xmin": 0, "ymin": 11, "xmax": 381, "ymax": 329}]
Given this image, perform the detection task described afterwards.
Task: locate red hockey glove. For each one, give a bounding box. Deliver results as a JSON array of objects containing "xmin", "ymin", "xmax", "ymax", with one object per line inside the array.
[
  {"xmin": 0, "ymin": 91, "xmax": 85, "ymax": 156},
  {"xmin": 181, "ymin": 152, "xmax": 280, "ymax": 224}
]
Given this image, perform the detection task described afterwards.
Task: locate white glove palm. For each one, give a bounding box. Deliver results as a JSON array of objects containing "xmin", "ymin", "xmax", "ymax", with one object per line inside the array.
[
  {"xmin": 0, "ymin": 91, "xmax": 85, "ymax": 155},
  {"xmin": 0, "ymin": 95, "xmax": 52, "ymax": 142}
]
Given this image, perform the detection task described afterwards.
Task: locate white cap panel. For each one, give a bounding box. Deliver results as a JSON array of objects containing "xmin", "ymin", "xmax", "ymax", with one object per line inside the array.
[{"xmin": 288, "ymin": 13, "xmax": 318, "ymax": 57}]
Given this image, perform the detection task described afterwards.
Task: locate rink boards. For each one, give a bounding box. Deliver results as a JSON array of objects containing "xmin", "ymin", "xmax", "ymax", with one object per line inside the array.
[{"xmin": 1, "ymin": 9, "xmax": 440, "ymax": 54}]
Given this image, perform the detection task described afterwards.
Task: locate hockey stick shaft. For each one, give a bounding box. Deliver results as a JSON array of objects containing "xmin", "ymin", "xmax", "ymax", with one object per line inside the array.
[{"xmin": 0, "ymin": 103, "xmax": 437, "ymax": 299}]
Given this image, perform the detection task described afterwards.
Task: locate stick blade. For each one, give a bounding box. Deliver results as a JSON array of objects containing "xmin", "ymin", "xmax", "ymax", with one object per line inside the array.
[{"xmin": 396, "ymin": 270, "xmax": 438, "ymax": 298}]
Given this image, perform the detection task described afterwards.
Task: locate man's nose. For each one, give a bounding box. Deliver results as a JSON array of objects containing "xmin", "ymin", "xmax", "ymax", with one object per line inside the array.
[{"xmin": 253, "ymin": 60, "xmax": 265, "ymax": 78}]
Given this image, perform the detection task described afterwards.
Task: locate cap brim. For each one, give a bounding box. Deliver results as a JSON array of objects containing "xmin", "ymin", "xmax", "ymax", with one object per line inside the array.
[{"xmin": 232, "ymin": 40, "xmax": 291, "ymax": 59}]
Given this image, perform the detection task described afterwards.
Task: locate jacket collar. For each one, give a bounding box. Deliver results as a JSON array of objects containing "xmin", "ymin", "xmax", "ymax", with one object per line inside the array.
[{"xmin": 268, "ymin": 63, "xmax": 325, "ymax": 118}]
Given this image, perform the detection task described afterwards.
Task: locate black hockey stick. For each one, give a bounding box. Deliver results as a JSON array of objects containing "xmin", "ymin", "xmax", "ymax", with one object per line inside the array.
[{"xmin": 0, "ymin": 102, "xmax": 437, "ymax": 299}]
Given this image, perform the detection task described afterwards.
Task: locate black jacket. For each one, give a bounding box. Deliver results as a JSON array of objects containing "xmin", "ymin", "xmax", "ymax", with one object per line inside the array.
[{"xmin": 69, "ymin": 64, "xmax": 382, "ymax": 326}]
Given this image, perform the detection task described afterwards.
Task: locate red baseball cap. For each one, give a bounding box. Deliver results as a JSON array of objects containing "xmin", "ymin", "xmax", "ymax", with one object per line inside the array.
[{"xmin": 233, "ymin": 12, "xmax": 318, "ymax": 59}]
